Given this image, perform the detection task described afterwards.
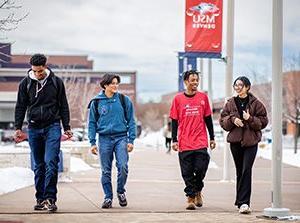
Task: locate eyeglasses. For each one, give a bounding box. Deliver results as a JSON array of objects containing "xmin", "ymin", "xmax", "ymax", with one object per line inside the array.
[
  {"xmin": 233, "ymin": 83, "xmax": 244, "ymax": 88},
  {"xmin": 109, "ymin": 82, "xmax": 119, "ymax": 86}
]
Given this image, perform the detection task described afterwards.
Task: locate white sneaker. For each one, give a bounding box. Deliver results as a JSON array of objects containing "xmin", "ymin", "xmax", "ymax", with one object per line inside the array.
[{"xmin": 239, "ymin": 204, "xmax": 251, "ymax": 214}]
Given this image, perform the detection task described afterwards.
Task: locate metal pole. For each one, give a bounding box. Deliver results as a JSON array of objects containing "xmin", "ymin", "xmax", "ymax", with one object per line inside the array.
[
  {"xmin": 263, "ymin": 0, "xmax": 290, "ymax": 217},
  {"xmin": 223, "ymin": 0, "xmax": 235, "ymax": 181},
  {"xmin": 200, "ymin": 58, "xmax": 204, "ymax": 90},
  {"xmin": 208, "ymin": 59, "xmax": 213, "ymax": 105}
]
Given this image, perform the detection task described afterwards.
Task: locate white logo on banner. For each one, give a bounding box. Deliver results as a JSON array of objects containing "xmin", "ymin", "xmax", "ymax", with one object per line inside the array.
[{"xmin": 187, "ymin": 2, "xmax": 220, "ymax": 30}]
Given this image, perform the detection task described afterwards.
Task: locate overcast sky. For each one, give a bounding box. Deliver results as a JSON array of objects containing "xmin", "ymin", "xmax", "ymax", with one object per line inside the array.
[{"xmin": 2, "ymin": 0, "xmax": 300, "ymax": 102}]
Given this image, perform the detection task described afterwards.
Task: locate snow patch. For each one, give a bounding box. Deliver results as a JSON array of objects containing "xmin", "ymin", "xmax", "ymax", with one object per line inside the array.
[
  {"xmin": 208, "ymin": 160, "xmax": 219, "ymax": 169},
  {"xmin": 70, "ymin": 157, "xmax": 93, "ymax": 172},
  {"xmin": 257, "ymin": 144, "xmax": 300, "ymax": 168},
  {"xmin": 0, "ymin": 167, "xmax": 34, "ymax": 195}
]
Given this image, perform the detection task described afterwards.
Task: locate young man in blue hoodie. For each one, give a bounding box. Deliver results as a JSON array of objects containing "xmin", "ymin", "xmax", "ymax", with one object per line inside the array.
[{"xmin": 88, "ymin": 73, "xmax": 136, "ymax": 209}]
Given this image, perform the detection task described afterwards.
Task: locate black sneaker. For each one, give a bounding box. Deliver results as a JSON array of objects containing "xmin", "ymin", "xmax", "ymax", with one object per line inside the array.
[
  {"xmin": 34, "ymin": 199, "xmax": 45, "ymax": 210},
  {"xmin": 101, "ymin": 199, "xmax": 112, "ymax": 209},
  {"xmin": 44, "ymin": 199, "xmax": 58, "ymax": 212},
  {"xmin": 117, "ymin": 193, "xmax": 127, "ymax": 207}
]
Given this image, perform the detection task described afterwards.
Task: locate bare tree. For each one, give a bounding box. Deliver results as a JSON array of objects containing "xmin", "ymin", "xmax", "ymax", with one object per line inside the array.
[
  {"xmin": 60, "ymin": 69, "xmax": 99, "ymax": 140},
  {"xmin": 136, "ymin": 101, "xmax": 170, "ymax": 131},
  {"xmin": 247, "ymin": 64, "xmax": 270, "ymax": 85},
  {"xmin": 0, "ymin": 0, "xmax": 28, "ymax": 33},
  {"xmin": 283, "ymin": 54, "xmax": 300, "ymax": 153}
]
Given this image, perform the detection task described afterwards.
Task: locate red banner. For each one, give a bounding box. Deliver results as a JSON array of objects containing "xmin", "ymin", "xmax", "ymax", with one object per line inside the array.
[{"xmin": 185, "ymin": 0, "xmax": 223, "ymax": 53}]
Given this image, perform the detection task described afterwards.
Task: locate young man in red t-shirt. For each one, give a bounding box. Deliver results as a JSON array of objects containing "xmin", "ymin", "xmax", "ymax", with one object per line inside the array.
[{"xmin": 169, "ymin": 70, "xmax": 216, "ymax": 210}]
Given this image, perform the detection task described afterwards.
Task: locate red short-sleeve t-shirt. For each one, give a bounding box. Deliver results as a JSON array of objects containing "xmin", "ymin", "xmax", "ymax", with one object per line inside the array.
[{"xmin": 169, "ymin": 91, "xmax": 212, "ymax": 152}]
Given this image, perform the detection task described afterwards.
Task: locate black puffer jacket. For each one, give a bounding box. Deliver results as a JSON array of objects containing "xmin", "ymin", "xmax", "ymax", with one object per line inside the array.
[{"xmin": 15, "ymin": 69, "xmax": 70, "ymax": 131}]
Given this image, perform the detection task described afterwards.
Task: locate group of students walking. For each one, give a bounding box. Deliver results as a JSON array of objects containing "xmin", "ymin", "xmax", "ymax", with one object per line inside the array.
[{"xmin": 14, "ymin": 54, "xmax": 268, "ymax": 214}]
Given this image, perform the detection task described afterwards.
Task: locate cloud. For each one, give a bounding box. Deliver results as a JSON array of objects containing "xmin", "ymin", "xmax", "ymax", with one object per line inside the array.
[{"xmin": 4, "ymin": 0, "xmax": 300, "ymax": 102}]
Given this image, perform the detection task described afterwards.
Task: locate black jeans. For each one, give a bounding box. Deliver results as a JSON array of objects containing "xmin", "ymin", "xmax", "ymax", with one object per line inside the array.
[
  {"xmin": 178, "ymin": 149, "xmax": 210, "ymax": 198},
  {"xmin": 165, "ymin": 137, "xmax": 171, "ymax": 153},
  {"xmin": 230, "ymin": 143, "xmax": 258, "ymax": 208}
]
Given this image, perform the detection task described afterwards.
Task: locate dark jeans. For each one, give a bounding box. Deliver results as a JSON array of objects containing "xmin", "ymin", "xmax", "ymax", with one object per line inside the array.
[
  {"xmin": 28, "ymin": 122, "xmax": 61, "ymax": 201},
  {"xmin": 230, "ymin": 143, "xmax": 258, "ymax": 208},
  {"xmin": 99, "ymin": 135, "xmax": 129, "ymax": 200},
  {"xmin": 178, "ymin": 149, "xmax": 210, "ymax": 198}
]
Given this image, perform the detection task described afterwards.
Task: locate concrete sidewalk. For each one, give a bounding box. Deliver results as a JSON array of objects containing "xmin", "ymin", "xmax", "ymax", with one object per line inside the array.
[{"xmin": 0, "ymin": 145, "xmax": 299, "ymax": 222}]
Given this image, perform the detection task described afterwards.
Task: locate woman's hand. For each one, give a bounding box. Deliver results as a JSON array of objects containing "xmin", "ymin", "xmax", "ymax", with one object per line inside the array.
[
  {"xmin": 234, "ymin": 117, "xmax": 244, "ymax": 127},
  {"xmin": 243, "ymin": 109, "xmax": 250, "ymax": 120}
]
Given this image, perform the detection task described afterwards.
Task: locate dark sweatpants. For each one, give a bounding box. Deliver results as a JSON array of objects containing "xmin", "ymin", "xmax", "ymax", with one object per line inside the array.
[
  {"xmin": 230, "ymin": 143, "xmax": 258, "ymax": 208},
  {"xmin": 178, "ymin": 149, "xmax": 210, "ymax": 198}
]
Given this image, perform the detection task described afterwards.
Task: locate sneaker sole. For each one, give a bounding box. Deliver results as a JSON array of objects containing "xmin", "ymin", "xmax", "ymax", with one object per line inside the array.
[
  {"xmin": 46, "ymin": 208, "xmax": 58, "ymax": 212},
  {"xmin": 101, "ymin": 205, "xmax": 112, "ymax": 209},
  {"xmin": 186, "ymin": 205, "xmax": 196, "ymax": 210},
  {"xmin": 34, "ymin": 207, "xmax": 46, "ymax": 211},
  {"xmin": 119, "ymin": 202, "xmax": 127, "ymax": 207},
  {"xmin": 239, "ymin": 210, "xmax": 251, "ymax": 214}
]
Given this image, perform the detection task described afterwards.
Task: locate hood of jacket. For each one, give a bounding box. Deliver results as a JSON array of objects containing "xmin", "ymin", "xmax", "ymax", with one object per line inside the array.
[
  {"xmin": 93, "ymin": 90, "xmax": 119, "ymax": 101},
  {"xmin": 27, "ymin": 68, "xmax": 51, "ymax": 84}
]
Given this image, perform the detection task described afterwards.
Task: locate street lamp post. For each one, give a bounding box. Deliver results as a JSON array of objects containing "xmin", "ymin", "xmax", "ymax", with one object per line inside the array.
[
  {"xmin": 263, "ymin": 0, "xmax": 290, "ymax": 217},
  {"xmin": 200, "ymin": 58, "xmax": 204, "ymax": 90},
  {"xmin": 223, "ymin": 0, "xmax": 235, "ymax": 181}
]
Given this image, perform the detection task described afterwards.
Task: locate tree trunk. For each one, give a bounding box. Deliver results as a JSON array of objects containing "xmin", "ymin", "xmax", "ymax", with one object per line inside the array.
[
  {"xmin": 294, "ymin": 123, "xmax": 299, "ymax": 154},
  {"xmin": 82, "ymin": 124, "xmax": 86, "ymax": 142}
]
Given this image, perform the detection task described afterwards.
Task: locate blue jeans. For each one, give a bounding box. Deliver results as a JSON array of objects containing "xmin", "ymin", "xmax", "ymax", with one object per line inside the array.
[
  {"xmin": 28, "ymin": 122, "xmax": 61, "ymax": 201},
  {"xmin": 99, "ymin": 135, "xmax": 129, "ymax": 200}
]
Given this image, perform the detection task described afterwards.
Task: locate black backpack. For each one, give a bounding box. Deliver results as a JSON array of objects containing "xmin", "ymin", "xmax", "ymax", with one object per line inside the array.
[{"xmin": 88, "ymin": 93, "xmax": 128, "ymax": 122}]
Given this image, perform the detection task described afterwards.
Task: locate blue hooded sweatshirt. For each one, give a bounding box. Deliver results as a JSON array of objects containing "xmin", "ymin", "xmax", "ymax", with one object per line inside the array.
[{"xmin": 88, "ymin": 91, "xmax": 136, "ymax": 146}]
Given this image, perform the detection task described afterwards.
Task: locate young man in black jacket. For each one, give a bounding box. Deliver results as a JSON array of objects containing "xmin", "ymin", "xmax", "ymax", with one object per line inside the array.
[{"xmin": 14, "ymin": 54, "xmax": 72, "ymax": 212}]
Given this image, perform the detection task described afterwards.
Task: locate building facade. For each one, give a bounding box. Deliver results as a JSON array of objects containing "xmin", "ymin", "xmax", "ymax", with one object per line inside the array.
[{"xmin": 0, "ymin": 43, "xmax": 137, "ymax": 130}]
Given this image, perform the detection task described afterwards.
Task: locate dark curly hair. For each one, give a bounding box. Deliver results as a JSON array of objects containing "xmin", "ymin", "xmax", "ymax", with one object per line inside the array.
[
  {"xmin": 183, "ymin": 70, "xmax": 200, "ymax": 81},
  {"xmin": 30, "ymin": 54, "xmax": 47, "ymax": 66},
  {"xmin": 100, "ymin": 73, "xmax": 121, "ymax": 89}
]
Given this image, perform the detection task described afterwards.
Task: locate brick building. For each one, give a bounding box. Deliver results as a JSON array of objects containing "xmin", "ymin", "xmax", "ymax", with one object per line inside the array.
[
  {"xmin": 0, "ymin": 43, "xmax": 137, "ymax": 129},
  {"xmin": 160, "ymin": 71, "xmax": 300, "ymax": 136},
  {"xmin": 212, "ymin": 71, "xmax": 300, "ymax": 136}
]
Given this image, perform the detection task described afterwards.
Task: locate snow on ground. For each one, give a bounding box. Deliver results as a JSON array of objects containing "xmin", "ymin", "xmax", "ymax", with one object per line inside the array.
[
  {"xmin": 136, "ymin": 130, "xmax": 300, "ymax": 168},
  {"xmin": 0, "ymin": 140, "xmax": 93, "ymax": 195},
  {"xmin": 135, "ymin": 128, "xmax": 164, "ymax": 149},
  {"xmin": 0, "ymin": 132, "xmax": 298, "ymax": 196},
  {"xmin": 257, "ymin": 143, "xmax": 300, "ymax": 168},
  {"xmin": 0, "ymin": 167, "xmax": 34, "ymax": 195},
  {"xmin": 136, "ymin": 129, "xmax": 219, "ymax": 168},
  {"xmin": 0, "ymin": 156, "xmax": 93, "ymax": 196},
  {"xmin": 70, "ymin": 156, "xmax": 93, "ymax": 172}
]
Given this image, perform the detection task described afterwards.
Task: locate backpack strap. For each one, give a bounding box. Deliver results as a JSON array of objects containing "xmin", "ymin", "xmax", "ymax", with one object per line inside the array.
[
  {"xmin": 88, "ymin": 93, "xmax": 127, "ymax": 122},
  {"xmin": 51, "ymin": 75, "xmax": 58, "ymax": 90},
  {"xmin": 87, "ymin": 99, "xmax": 100, "ymax": 121},
  {"xmin": 53, "ymin": 76, "xmax": 63, "ymax": 106},
  {"xmin": 26, "ymin": 75, "xmax": 59, "ymax": 93},
  {"xmin": 26, "ymin": 76, "xmax": 32, "ymax": 94},
  {"xmin": 119, "ymin": 93, "xmax": 128, "ymax": 122},
  {"xmin": 26, "ymin": 75, "xmax": 62, "ymax": 107}
]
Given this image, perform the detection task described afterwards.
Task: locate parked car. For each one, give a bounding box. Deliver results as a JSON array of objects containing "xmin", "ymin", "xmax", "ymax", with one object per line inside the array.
[{"xmin": 0, "ymin": 129, "xmax": 15, "ymax": 143}]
